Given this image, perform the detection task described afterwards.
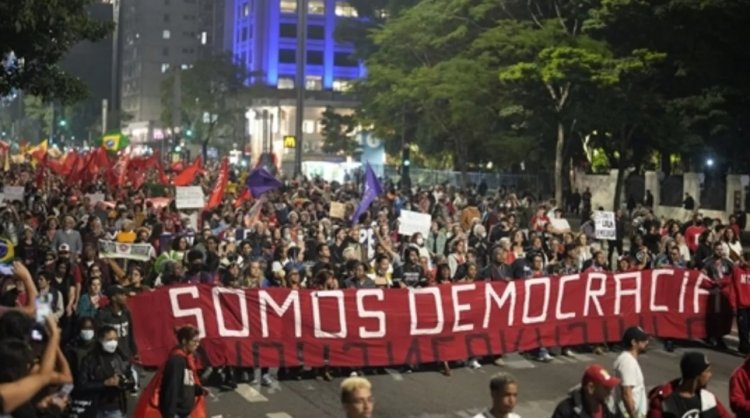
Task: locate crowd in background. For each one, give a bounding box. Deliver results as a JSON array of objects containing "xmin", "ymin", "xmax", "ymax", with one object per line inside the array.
[{"xmin": 1, "ymin": 160, "xmax": 750, "ymax": 417}]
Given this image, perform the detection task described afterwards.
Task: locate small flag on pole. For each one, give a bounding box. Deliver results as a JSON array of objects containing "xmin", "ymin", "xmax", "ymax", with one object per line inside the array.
[
  {"xmin": 101, "ymin": 132, "xmax": 130, "ymax": 152},
  {"xmin": 351, "ymin": 164, "xmax": 382, "ymax": 224}
]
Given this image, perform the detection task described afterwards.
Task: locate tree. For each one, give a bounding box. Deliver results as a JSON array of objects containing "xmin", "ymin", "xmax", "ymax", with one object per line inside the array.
[
  {"xmin": 320, "ymin": 107, "xmax": 358, "ymax": 155},
  {"xmin": 161, "ymin": 55, "xmax": 254, "ymax": 159},
  {"xmin": 0, "ymin": 0, "xmax": 112, "ymax": 103}
]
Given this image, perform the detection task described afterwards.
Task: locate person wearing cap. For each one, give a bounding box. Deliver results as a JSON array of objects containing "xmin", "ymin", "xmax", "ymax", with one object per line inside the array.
[
  {"xmin": 647, "ymin": 352, "xmax": 731, "ymax": 418},
  {"xmin": 472, "ymin": 372, "xmax": 521, "ymax": 418},
  {"xmin": 730, "ymin": 351, "xmax": 750, "ymax": 417},
  {"xmin": 613, "ymin": 327, "xmax": 649, "ymax": 418},
  {"xmin": 96, "ymin": 285, "xmax": 137, "ymax": 360},
  {"xmin": 551, "ymin": 364, "xmax": 623, "ymax": 418},
  {"xmin": 51, "ymin": 215, "xmax": 83, "ymax": 258}
]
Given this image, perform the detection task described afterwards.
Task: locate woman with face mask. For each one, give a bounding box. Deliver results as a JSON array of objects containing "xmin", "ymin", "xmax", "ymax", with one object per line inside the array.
[
  {"xmin": 65, "ymin": 316, "xmax": 98, "ymax": 418},
  {"xmin": 77, "ymin": 325, "xmax": 136, "ymax": 418}
]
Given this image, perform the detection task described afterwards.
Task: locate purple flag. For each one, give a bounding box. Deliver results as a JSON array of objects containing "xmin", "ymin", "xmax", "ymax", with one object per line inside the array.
[
  {"xmin": 246, "ymin": 167, "xmax": 283, "ymax": 197},
  {"xmin": 351, "ymin": 164, "xmax": 383, "ymax": 224}
]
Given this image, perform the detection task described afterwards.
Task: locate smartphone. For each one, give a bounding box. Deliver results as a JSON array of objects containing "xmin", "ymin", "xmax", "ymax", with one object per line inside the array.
[
  {"xmin": 54, "ymin": 383, "xmax": 74, "ymax": 399},
  {"xmin": 35, "ymin": 294, "xmax": 52, "ymax": 324}
]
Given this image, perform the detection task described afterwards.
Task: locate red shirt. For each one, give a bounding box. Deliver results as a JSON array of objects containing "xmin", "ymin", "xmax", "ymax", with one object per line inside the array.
[
  {"xmin": 731, "ymin": 357, "xmax": 750, "ymax": 417},
  {"xmin": 731, "ymin": 266, "xmax": 750, "ymax": 310},
  {"xmin": 685, "ymin": 225, "xmax": 705, "ymax": 253}
]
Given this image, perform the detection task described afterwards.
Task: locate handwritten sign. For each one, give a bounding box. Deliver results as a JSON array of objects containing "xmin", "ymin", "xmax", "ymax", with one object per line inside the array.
[
  {"xmin": 594, "ymin": 211, "xmax": 616, "ymax": 241},
  {"xmin": 398, "ymin": 210, "xmax": 431, "ymax": 238},
  {"xmin": 175, "ymin": 186, "xmax": 204, "ymax": 209},
  {"xmin": 4, "ymin": 186, "xmax": 24, "ymax": 203},
  {"xmin": 329, "ymin": 202, "xmax": 346, "ymax": 219}
]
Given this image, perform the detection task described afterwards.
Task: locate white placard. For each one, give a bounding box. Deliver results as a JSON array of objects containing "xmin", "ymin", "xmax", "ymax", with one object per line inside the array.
[
  {"xmin": 549, "ymin": 218, "xmax": 571, "ymax": 233},
  {"xmin": 85, "ymin": 193, "xmax": 105, "ymax": 205},
  {"xmin": 398, "ymin": 210, "xmax": 431, "ymax": 237},
  {"xmin": 594, "ymin": 211, "xmax": 616, "ymax": 241},
  {"xmin": 176, "ymin": 186, "xmax": 205, "ymax": 209},
  {"xmin": 4, "ymin": 186, "xmax": 24, "ymax": 203}
]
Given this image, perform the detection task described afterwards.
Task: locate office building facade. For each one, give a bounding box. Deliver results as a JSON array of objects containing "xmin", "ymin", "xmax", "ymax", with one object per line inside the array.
[
  {"xmin": 226, "ymin": 0, "xmax": 366, "ymax": 162},
  {"xmin": 119, "ymin": 0, "xmax": 214, "ymax": 142}
]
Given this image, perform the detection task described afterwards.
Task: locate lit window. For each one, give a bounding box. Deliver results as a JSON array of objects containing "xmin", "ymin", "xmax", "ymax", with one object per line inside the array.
[
  {"xmin": 303, "ymin": 120, "xmax": 316, "ymax": 134},
  {"xmin": 332, "ymin": 79, "xmax": 351, "ymax": 92},
  {"xmin": 280, "ymin": 0, "xmax": 296, "ymax": 13},
  {"xmin": 335, "ymin": 1, "xmax": 358, "ymax": 17},
  {"xmin": 200, "ymin": 31, "xmax": 207, "ymax": 45},
  {"xmin": 305, "ymin": 75, "xmax": 322, "ymax": 91},
  {"xmin": 181, "ymin": 64, "xmax": 192, "ymax": 70},
  {"xmin": 242, "ymin": 2, "xmax": 250, "ymax": 16},
  {"xmin": 161, "ymin": 63, "xmax": 171, "ymax": 73},
  {"xmin": 308, "ymin": 0, "xmax": 325, "ymax": 14},
  {"xmin": 162, "ymin": 29, "xmax": 171, "ymax": 39},
  {"xmin": 278, "ymin": 77, "xmax": 295, "ymax": 89}
]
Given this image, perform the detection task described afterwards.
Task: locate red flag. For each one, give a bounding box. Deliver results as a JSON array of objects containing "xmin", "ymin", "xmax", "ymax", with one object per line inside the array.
[
  {"xmin": 88, "ymin": 147, "xmax": 110, "ymax": 177},
  {"xmin": 67, "ymin": 152, "xmax": 89, "ymax": 183},
  {"xmin": 34, "ymin": 154, "xmax": 47, "ymax": 189},
  {"xmin": 61, "ymin": 151, "xmax": 79, "ymax": 175},
  {"xmin": 173, "ymin": 156, "xmax": 202, "ymax": 187},
  {"xmin": 205, "ymin": 158, "xmax": 229, "ymax": 210},
  {"xmin": 117, "ymin": 154, "xmax": 131, "ymax": 187},
  {"xmin": 234, "ymin": 186, "xmax": 252, "ymax": 209}
]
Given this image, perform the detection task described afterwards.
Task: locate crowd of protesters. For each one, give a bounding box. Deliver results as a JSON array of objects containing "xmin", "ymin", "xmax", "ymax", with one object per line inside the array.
[{"xmin": 2, "ymin": 157, "xmax": 750, "ymax": 418}]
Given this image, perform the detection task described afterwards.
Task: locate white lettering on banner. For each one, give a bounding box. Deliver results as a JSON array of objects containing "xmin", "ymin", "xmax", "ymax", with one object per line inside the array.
[
  {"xmin": 409, "ymin": 287, "xmax": 445, "ymax": 335},
  {"xmin": 614, "ymin": 272, "xmax": 642, "ymax": 315},
  {"xmin": 312, "ymin": 291, "xmax": 347, "ymax": 339},
  {"xmin": 259, "ymin": 291, "xmax": 302, "ymax": 338},
  {"xmin": 356, "ymin": 289, "xmax": 386, "ymax": 338},
  {"xmin": 451, "ymin": 284, "xmax": 476, "ymax": 332},
  {"xmin": 650, "ymin": 270, "xmax": 669, "ymax": 312},
  {"xmin": 584, "ymin": 273, "xmax": 607, "ymax": 316},
  {"xmin": 169, "ymin": 287, "xmax": 206, "ymax": 339},
  {"xmin": 679, "ymin": 271, "xmax": 690, "ymax": 313},
  {"xmin": 556, "ymin": 275, "xmax": 579, "ymax": 320},
  {"xmin": 212, "ymin": 287, "xmax": 249, "ymax": 337},
  {"xmin": 694, "ymin": 274, "xmax": 712, "ymax": 314},
  {"xmin": 523, "ymin": 278, "xmax": 551, "ymax": 324},
  {"xmin": 483, "ymin": 282, "xmax": 516, "ymax": 328}
]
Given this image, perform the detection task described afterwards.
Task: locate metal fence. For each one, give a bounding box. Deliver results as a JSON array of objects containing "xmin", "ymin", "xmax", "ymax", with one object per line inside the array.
[{"xmin": 382, "ymin": 166, "xmax": 553, "ymax": 197}]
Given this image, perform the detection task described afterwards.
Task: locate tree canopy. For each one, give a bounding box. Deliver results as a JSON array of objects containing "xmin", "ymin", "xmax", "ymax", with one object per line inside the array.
[
  {"xmin": 0, "ymin": 0, "xmax": 112, "ymax": 103},
  {"xmin": 350, "ymin": 0, "xmax": 750, "ymax": 207}
]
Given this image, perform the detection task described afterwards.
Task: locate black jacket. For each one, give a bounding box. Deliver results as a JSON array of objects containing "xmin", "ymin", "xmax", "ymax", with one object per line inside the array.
[
  {"xmin": 96, "ymin": 307, "xmax": 137, "ymax": 359},
  {"xmin": 551, "ymin": 387, "xmax": 624, "ymax": 418},
  {"xmin": 77, "ymin": 348, "xmax": 132, "ymax": 413},
  {"xmin": 159, "ymin": 353, "xmax": 201, "ymax": 417}
]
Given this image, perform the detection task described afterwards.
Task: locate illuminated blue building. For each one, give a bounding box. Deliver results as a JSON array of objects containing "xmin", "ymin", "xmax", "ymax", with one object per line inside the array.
[{"xmin": 228, "ymin": 0, "xmax": 366, "ymax": 91}]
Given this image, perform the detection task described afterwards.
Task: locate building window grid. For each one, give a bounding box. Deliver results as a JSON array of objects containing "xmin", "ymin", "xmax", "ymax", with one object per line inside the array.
[
  {"xmin": 308, "ymin": 0, "xmax": 325, "ymax": 14},
  {"xmin": 335, "ymin": 1, "xmax": 358, "ymax": 17},
  {"xmin": 305, "ymin": 75, "xmax": 322, "ymax": 91},
  {"xmin": 280, "ymin": 0, "xmax": 295, "ymax": 13}
]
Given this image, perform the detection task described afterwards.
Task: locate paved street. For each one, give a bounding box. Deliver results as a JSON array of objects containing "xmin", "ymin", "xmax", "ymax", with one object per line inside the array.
[{"xmin": 130, "ymin": 336, "xmax": 747, "ymax": 418}]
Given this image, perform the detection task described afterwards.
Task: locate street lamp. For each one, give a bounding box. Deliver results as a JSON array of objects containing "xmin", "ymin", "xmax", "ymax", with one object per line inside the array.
[{"xmin": 706, "ymin": 158, "xmax": 714, "ymax": 168}]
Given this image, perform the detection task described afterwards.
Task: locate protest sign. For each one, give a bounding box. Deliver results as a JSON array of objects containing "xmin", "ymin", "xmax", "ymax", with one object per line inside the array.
[
  {"xmin": 329, "ymin": 202, "xmax": 346, "ymax": 219},
  {"xmin": 99, "ymin": 240, "xmax": 153, "ymax": 261},
  {"xmin": 175, "ymin": 186, "xmax": 204, "ymax": 209},
  {"xmin": 398, "ymin": 210, "xmax": 431, "ymax": 237},
  {"xmin": 594, "ymin": 211, "xmax": 617, "ymax": 240},
  {"xmin": 4, "ymin": 186, "xmax": 24, "ymax": 203}
]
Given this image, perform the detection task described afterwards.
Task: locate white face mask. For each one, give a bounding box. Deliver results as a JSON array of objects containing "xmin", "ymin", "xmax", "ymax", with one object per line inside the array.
[
  {"xmin": 80, "ymin": 329, "xmax": 95, "ymax": 341},
  {"xmin": 101, "ymin": 340, "xmax": 118, "ymax": 353}
]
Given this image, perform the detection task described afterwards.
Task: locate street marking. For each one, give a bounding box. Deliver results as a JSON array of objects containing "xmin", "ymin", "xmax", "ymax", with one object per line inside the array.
[
  {"xmin": 503, "ymin": 357, "xmax": 536, "ymax": 369},
  {"xmin": 384, "ymin": 368, "xmax": 404, "ymax": 381},
  {"xmin": 267, "ymin": 413, "xmax": 294, "ymax": 418},
  {"xmin": 236, "ymin": 383, "xmax": 269, "ymax": 403}
]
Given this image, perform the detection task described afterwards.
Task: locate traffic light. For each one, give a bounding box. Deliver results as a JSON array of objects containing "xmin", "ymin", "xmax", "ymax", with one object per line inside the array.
[
  {"xmin": 58, "ymin": 119, "xmax": 67, "ymax": 128},
  {"xmin": 185, "ymin": 129, "xmax": 193, "ymax": 138}
]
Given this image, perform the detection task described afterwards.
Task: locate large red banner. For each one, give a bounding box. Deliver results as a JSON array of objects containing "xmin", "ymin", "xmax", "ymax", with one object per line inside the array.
[{"xmin": 129, "ymin": 269, "xmax": 731, "ymax": 368}]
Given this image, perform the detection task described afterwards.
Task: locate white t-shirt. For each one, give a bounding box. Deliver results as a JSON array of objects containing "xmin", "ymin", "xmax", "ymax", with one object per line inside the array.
[
  {"xmin": 613, "ymin": 351, "xmax": 647, "ymax": 417},
  {"xmin": 471, "ymin": 411, "xmax": 521, "ymax": 418}
]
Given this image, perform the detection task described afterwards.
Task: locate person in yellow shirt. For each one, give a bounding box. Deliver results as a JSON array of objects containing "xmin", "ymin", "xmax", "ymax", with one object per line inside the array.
[{"xmin": 114, "ymin": 220, "xmax": 136, "ymax": 243}]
